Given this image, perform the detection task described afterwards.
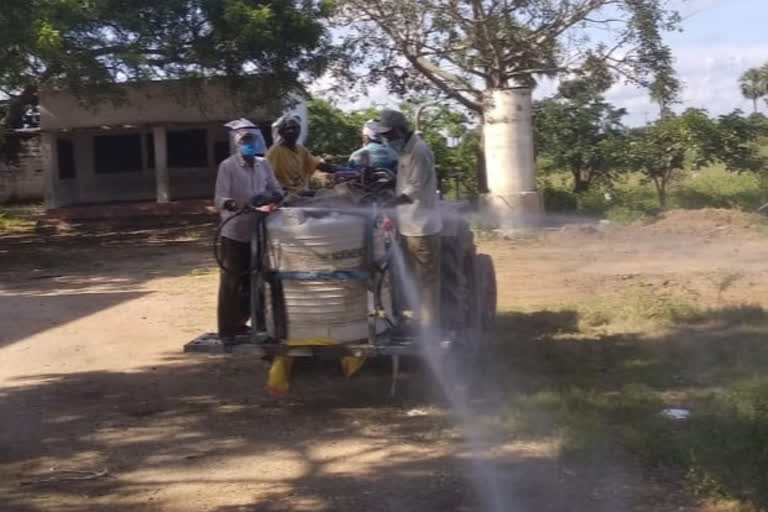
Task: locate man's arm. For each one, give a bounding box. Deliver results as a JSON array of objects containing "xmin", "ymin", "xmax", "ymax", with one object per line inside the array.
[
  {"xmin": 304, "ymin": 147, "xmax": 336, "ymax": 174},
  {"xmin": 214, "ymin": 161, "xmax": 234, "ymax": 210},
  {"xmin": 347, "ymin": 148, "xmax": 364, "ymax": 168},
  {"xmin": 262, "ymin": 159, "xmax": 284, "ymax": 198},
  {"xmin": 399, "ymin": 145, "xmax": 432, "ymax": 201}
]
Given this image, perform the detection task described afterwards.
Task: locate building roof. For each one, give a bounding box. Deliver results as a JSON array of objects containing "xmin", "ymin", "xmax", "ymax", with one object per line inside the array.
[{"xmin": 39, "ymin": 80, "xmax": 281, "ymax": 132}]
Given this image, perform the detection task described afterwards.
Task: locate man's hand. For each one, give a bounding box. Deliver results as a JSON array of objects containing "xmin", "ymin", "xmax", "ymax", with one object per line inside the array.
[
  {"xmin": 222, "ymin": 199, "xmax": 238, "ymax": 211},
  {"xmin": 256, "ymin": 203, "xmax": 279, "ymax": 213}
]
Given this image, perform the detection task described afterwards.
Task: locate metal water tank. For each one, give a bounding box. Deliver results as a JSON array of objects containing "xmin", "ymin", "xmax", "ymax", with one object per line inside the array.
[{"xmin": 266, "ymin": 211, "xmax": 376, "ymax": 342}]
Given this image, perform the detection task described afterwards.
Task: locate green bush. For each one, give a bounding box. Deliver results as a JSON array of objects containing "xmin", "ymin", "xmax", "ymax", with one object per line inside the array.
[
  {"xmin": 538, "ymin": 165, "xmax": 768, "ymax": 220},
  {"xmin": 603, "ymin": 205, "xmax": 648, "ymax": 224},
  {"xmin": 541, "ymin": 186, "xmax": 578, "ymax": 212},
  {"xmin": 674, "ymin": 166, "xmax": 765, "ymax": 210}
]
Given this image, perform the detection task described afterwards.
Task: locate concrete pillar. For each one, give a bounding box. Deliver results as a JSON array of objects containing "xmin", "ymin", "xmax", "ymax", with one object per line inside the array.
[
  {"xmin": 41, "ymin": 132, "xmax": 58, "ymax": 209},
  {"xmin": 153, "ymin": 125, "xmax": 170, "ymax": 203},
  {"xmin": 482, "ymin": 88, "xmax": 542, "ymax": 227}
]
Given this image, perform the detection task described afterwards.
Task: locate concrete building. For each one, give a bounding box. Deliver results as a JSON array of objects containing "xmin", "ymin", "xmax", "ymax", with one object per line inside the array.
[
  {"xmin": 39, "ymin": 80, "xmax": 304, "ymax": 208},
  {"xmin": 0, "ymin": 131, "xmax": 44, "ymax": 203}
]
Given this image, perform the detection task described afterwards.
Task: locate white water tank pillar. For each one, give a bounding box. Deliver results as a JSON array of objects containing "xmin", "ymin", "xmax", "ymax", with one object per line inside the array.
[{"xmin": 482, "ymin": 88, "xmax": 542, "ymax": 226}]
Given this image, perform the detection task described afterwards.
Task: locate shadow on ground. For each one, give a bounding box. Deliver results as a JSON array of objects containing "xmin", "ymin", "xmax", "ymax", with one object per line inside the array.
[
  {"xmin": 2, "ymin": 215, "xmax": 767, "ymax": 510},
  {"xmin": 6, "ymin": 307, "xmax": 767, "ymax": 510},
  {"xmin": 490, "ymin": 305, "xmax": 768, "ymax": 509},
  {"xmin": 0, "ymin": 354, "xmax": 590, "ymax": 512},
  {"xmin": 0, "ymin": 219, "xmax": 215, "ymax": 348}
]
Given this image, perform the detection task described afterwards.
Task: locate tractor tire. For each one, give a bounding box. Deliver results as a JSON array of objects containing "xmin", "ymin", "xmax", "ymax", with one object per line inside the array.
[
  {"xmin": 473, "ymin": 254, "xmax": 497, "ymax": 331},
  {"xmin": 452, "ymin": 252, "xmax": 497, "ymax": 392},
  {"xmin": 440, "ymin": 217, "xmax": 475, "ymax": 332}
]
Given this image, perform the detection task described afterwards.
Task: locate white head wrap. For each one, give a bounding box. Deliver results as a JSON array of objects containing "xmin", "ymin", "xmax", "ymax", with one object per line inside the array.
[
  {"xmin": 271, "ymin": 114, "xmax": 303, "ymax": 145},
  {"xmin": 362, "ymin": 119, "xmax": 383, "ymax": 141}
]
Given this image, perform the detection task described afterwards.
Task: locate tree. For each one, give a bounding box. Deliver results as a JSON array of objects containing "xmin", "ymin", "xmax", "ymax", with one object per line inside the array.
[
  {"xmin": 400, "ymin": 98, "xmax": 481, "ymax": 196},
  {"xmin": 626, "ymin": 109, "xmax": 712, "ymax": 208},
  {"xmin": 305, "ymin": 98, "xmax": 381, "ymax": 159},
  {"xmin": 713, "ymin": 111, "xmax": 768, "ymax": 173},
  {"xmin": 626, "ymin": 109, "xmax": 767, "ymax": 208},
  {"xmin": 534, "ymin": 77, "xmax": 628, "ymax": 192},
  {"xmin": 739, "ymin": 68, "xmax": 767, "ymax": 114},
  {"xmin": 0, "ymin": 0, "xmax": 331, "ymax": 154},
  {"xmin": 330, "ymin": 0, "xmax": 681, "ymax": 220},
  {"xmin": 305, "ymin": 99, "xmax": 363, "ymax": 157},
  {"xmin": 649, "ymin": 46, "xmax": 681, "ymax": 118},
  {"xmin": 763, "ymin": 64, "xmax": 768, "ymax": 107}
]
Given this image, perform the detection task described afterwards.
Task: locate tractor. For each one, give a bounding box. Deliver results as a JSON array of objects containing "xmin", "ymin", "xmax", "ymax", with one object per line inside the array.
[{"xmin": 185, "ymin": 166, "xmax": 497, "ymax": 395}]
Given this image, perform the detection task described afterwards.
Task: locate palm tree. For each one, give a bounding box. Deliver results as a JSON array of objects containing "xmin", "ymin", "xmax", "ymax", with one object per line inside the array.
[
  {"xmin": 740, "ymin": 68, "xmax": 766, "ymax": 113},
  {"xmin": 762, "ymin": 64, "xmax": 768, "ymax": 110}
]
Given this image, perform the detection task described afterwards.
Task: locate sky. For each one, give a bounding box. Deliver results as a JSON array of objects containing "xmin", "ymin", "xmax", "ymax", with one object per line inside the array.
[
  {"xmin": 313, "ymin": 0, "xmax": 768, "ymax": 126},
  {"xmin": 603, "ymin": 0, "xmax": 768, "ymax": 124}
]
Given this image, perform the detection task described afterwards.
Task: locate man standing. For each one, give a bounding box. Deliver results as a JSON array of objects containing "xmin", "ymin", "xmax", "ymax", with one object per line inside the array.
[
  {"xmin": 267, "ymin": 115, "xmax": 335, "ymax": 195},
  {"xmin": 215, "ymin": 119, "xmax": 283, "ymax": 343},
  {"xmin": 348, "ymin": 119, "xmax": 399, "ymax": 172},
  {"xmin": 373, "ymin": 110, "xmax": 443, "ymax": 334}
]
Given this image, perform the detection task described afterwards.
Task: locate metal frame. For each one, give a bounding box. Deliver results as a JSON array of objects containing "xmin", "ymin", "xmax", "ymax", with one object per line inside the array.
[
  {"xmin": 184, "ymin": 197, "xmax": 494, "ymax": 396},
  {"xmin": 186, "ymin": 202, "xmax": 421, "ymax": 360}
]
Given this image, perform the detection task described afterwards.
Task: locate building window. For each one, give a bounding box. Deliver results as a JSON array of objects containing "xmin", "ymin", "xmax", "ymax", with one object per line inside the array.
[
  {"xmin": 57, "ymin": 139, "xmax": 76, "ymax": 179},
  {"xmin": 214, "ymin": 141, "xmax": 230, "ymax": 164},
  {"xmin": 167, "ymin": 129, "xmax": 208, "ymax": 168},
  {"xmin": 145, "ymin": 133, "xmax": 155, "ymax": 169},
  {"xmin": 260, "ymin": 124, "xmax": 273, "ymax": 148},
  {"xmin": 93, "ymin": 133, "xmax": 142, "ymax": 173}
]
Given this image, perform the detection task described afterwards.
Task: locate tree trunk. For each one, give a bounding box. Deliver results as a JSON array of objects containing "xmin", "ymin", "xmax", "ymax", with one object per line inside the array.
[
  {"xmin": 652, "ymin": 176, "xmax": 667, "ymax": 208},
  {"xmin": 476, "ymin": 114, "xmax": 489, "ymax": 194},
  {"xmin": 572, "ymin": 168, "xmax": 590, "ymax": 193},
  {"xmin": 481, "ymin": 87, "xmax": 541, "ymax": 227}
]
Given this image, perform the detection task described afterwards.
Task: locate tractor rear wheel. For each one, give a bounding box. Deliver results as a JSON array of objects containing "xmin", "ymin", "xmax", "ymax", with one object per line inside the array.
[{"xmin": 472, "ymin": 253, "xmax": 497, "ymax": 331}]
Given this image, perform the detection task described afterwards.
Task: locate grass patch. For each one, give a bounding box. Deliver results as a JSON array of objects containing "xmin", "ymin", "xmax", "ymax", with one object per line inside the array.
[
  {"xmin": 675, "ymin": 165, "xmax": 765, "ymax": 210},
  {"xmin": 539, "ymin": 165, "xmax": 768, "ymax": 223},
  {"xmin": 564, "ymin": 287, "xmax": 700, "ymax": 331},
  {"xmin": 492, "ymin": 302, "xmax": 768, "ymax": 508},
  {"xmin": 678, "ymin": 378, "xmax": 768, "ymax": 501}
]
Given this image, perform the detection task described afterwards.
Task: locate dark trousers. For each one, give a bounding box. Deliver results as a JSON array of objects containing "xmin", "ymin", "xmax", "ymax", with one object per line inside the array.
[{"xmin": 218, "ymin": 237, "xmax": 251, "ymax": 338}]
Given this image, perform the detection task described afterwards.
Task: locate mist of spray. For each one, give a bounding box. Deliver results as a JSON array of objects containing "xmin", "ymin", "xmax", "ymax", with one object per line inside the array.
[{"xmin": 389, "ymin": 240, "xmax": 507, "ymax": 512}]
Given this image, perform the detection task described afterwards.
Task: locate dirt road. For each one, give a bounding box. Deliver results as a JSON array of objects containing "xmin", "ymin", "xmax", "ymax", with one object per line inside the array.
[{"xmin": 1, "ymin": 209, "xmax": 765, "ymax": 511}]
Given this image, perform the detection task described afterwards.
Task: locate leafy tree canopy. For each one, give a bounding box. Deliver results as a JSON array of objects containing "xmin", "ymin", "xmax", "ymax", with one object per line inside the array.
[{"xmin": 0, "ymin": 0, "xmax": 331, "ymax": 136}]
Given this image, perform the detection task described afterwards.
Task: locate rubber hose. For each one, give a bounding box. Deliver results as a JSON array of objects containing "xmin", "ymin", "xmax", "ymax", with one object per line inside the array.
[{"xmin": 213, "ymin": 209, "xmax": 250, "ymax": 274}]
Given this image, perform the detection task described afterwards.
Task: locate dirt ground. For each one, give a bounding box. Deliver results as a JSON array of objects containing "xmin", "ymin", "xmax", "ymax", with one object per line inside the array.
[{"xmin": 1, "ymin": 208, "xmax": 767, "ymax": 511}]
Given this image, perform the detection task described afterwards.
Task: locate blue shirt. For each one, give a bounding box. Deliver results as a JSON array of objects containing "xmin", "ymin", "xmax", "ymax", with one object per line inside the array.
[{"xmin": 348, "ymin": 142, "xmax": 399, "ymax": 172}]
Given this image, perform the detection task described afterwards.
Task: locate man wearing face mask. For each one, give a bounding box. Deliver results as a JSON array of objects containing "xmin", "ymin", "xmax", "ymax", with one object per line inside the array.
[
  {"xmin": 373, "ymin": 109, "xmax": 443, "ymax": 336},
  {"xmin": 266, "ymin": 115, "xmax": 335, "ymax": 196},
  {"xmin": 215, "ymin": 118, "xmax": 283, "ymax": 343},
  {"xmin": 348, "ymin": 119, "xmax": 399, "ymax": 172}
]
